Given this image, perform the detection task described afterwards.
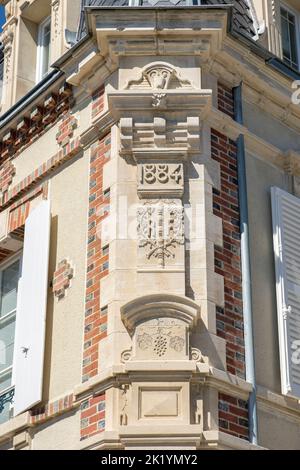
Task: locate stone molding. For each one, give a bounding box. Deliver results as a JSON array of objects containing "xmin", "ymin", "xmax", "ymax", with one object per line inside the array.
[
  {"xmin": 121, "ymin": 293, "xmax": 201, "ymax": 334},
  {"xmin": 0, "ymin": 83, "xmax": 73, "ymax": 159}
]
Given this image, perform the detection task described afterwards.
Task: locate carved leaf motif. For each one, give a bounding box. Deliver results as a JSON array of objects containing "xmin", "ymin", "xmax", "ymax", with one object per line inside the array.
[
  {"xmin": 169, "ymin": 335, "xmax": 185, "ymax": 352},
  {"xmin": 137, "ymin": 333, "xmax": 153, "ymax": 350}
]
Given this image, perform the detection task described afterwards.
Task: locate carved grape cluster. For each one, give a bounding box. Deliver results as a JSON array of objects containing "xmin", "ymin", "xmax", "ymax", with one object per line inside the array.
[{"xmin": 153, "ymin": 335, "xmax": 168, "ymax": 357}]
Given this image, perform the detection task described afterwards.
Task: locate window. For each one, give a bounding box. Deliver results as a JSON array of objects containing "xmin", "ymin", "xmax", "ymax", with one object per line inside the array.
[
  {"xmin": 271, "ymin": 187, "xmax": 300, "ymax": 398},
  {"xmin": 0, "ymin": 257, "xmax": 21, "ymax": 425},
  {"xmin": 0, "ymin": 201, "xmax": 50, "ymax": 424},
  {"xmin": 280, "ymin": 5, "xmax": 300, "ymax": 70},
  {"xmin": 36, "ymin": 16, "xmax": 51, "ymax": 82}
]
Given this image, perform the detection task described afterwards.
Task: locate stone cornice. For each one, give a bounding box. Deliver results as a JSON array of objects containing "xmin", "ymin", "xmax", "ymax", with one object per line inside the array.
[
  {"xmin": 257, "ymin": 384, "xmax": 300, "ymax": 424},
  {"xmin": 61, "ymin": 7, "xmax": 300, "ymax": 135},
  {"xmin": 80, "ymin": 104, "xmax": 296, "ymax": 177},
  {"xmin": 0, "ymin": 79, "xmax": 71, "ymax": 156},
  {"xmin": 205, "ymin": 367, "xmax": 252, "ymax": 401},
  {"xmin": 207, "ymin": 107, "xmax": 293, "ymax": 175},
  {"xmin": 78, "ymin": 428, "xmax": 266, "ymax": 450},
  {"xmin": 73, "ymin": 363, "xmax": 252, "ymax": 403},
  {"xmin": 1, "ymin": 369, "xmax": 299, "ymax": 446},
  {"xmin": 209, "ymin": 36, "xmax": 300, "ymax": 134},
  {"xmin": 203, "ymin": 430, "xmax": 266, "ymax": 450},
  {"xmin": 80, "ymin": 110, "xmax": 115, "ymax": 150}
]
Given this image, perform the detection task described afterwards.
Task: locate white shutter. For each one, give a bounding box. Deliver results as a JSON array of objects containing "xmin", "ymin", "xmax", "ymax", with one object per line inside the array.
[
  {"xmin": 13, "ymin": 200, "xmax": 51, "ymax": 416},
  {"xmin": 271, "ymin": 187, "xmax": 300, "ymax": 398}
]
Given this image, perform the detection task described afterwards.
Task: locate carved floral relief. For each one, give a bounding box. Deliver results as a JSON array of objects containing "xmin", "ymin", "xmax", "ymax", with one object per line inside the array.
[
  {"xmin": 135, "ymin": 318, "xmax": 187, "ymax": 360},
  {"xmin": 137, "ymin": 200, "xmax": 184, "ymax": 268}
]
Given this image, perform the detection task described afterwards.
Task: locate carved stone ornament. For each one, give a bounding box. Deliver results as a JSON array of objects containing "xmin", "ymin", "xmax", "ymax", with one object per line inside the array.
[
  {"xmin": 120, "ymin": 294, "xmax": 201, "ymax": 362},
  {"xmin": 119, "ymin": 384, "xmax": 130, "ymax": 426},
  {"xmin": 124, "ymin": 62, "xmax": 194, "ymax": 91},
  {"xmin": 137, "ymin": 200, "xmax": 184, "ymax": 268},
  {"xmin": 138, "ymin": 163, "xmax": 184, "ymax": 198},
  {"xmin": 190, "ymin": 347, "xmax": 208, "ymax": 364},
  {"xmin": 121, "ymin": 347, "xmax": 133, "ymax": 363},
  {"xmin": 135, "ymin": 317, "xmax": 186, "ymax": 360}
]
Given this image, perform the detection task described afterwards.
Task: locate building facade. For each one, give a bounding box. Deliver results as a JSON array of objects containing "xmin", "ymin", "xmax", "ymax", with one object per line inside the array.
[{"xmin": 0, "ymin": 0, "xmax": 299, "ymax": 450}]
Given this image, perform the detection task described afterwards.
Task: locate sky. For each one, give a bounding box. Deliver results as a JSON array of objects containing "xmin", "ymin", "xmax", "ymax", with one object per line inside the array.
[{"xmin": 0, "ymin": 6, "xmax": 5, "ymax": 32}]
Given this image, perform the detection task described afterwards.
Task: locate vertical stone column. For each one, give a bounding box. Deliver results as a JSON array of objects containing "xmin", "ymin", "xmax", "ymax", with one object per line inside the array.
[
  {"xmin": 50, "ymin": 0, "xmax": 63, "ymax": 64},
  {"xmin": 71, "ymin": 8, "xmax": 230, "ymax": 447},
  {"xmin": 0, "ymin": 5, "xmax": 18, "ymax": 112}
]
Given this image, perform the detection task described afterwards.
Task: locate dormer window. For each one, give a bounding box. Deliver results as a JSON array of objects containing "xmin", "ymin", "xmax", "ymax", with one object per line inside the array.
[
  {"xmin": 280, "ymin": 4, "xmax": 300, "ymax": 70},
  {"xmin": 36, "ymin": 16, "xmax": 51, "ymax": 82}
]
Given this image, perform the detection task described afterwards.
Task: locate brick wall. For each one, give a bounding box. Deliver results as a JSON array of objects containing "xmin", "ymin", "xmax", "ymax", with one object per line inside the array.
[
  {"xmin": 8, "ymin": 184, "xmax": 47, "ymax": 233},
  {"xmin": 31, "ymin": 394, "xmax": 75, "ymax": 425},
  {"xmin": 212, "ymin": 128, "xmax": 245, "ymax": 379},
  {"xmin": 0, "ymin": 83, "xmax": 73, "ymax": 161},
  {"xmin": 56, "ymin": 112, "xmax": 77, "ymax": 147},
  {"xmin": 52, "ymin": 259, "xmax": 74, "ymax": 300},
  {"xmin": 214, "ymin": 82, "xmax": 249, "ymax": 441},
  {"xmin": 80, "ymin": 134, "xmax": 111, "ymax": 440},
  {"xmin": 92, "ymin": 86, "xmax": 105, "ymax": 119},
  {"xmin": 0, "ymin": 160, "xmax": 15, "ymax": 193},
  {"xmin": 218, "ymin": 393, "xmax": 249, "ymax": 440},
  {"xmin": 218, "ymin": 82, "xmax": 234, "ymax": 119},
  {"xmin": 80, "ymin": 394, "xmax": 106, "ymax": 439}
]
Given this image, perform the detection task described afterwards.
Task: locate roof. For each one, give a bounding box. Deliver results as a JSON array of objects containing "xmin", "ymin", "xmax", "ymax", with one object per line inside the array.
[
  {"xmin": 203, "ymin": 0, "xmax": 255, "ymax": 39},
  {"xmin": 76, "ymin": 0, "xmax": 256, "ymax": 41}
]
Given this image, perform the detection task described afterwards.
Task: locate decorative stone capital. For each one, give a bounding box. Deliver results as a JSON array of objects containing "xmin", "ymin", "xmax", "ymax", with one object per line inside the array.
[{"xmin": 106, "ymin": 60, "xmax": 211, "ymax": 162}]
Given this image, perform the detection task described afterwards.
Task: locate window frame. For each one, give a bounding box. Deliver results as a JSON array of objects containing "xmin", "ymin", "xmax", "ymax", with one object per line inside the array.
[
  {"xmin": 36, "ymin": 15, "xmax": 51, "ymax": 83},
  {"xmin": 280, "ymin": 2, "xmax": 300, "ymax": 71},
  {"xmin": 0, "ymin": 253, "xmax": 22, "ymax": 423}
]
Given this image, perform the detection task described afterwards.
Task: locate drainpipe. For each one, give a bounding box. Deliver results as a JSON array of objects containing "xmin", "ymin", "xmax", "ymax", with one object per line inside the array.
[{"xmin": 233, "ymin": 83, "xmax": 258, "ymax": 445}]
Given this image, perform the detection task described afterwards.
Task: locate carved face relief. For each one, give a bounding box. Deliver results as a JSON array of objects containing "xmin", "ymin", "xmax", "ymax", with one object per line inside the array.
[
  {"xmin": 148, "ymin": 68, "xmax": 172, "ymax": 90},
  {"xmin": 124, "ymin": 62, "xmax": 194, "ymax": 92},
  {"xmin": 135, "ymin": 318, "xmax": 188, "ymax": 360}
]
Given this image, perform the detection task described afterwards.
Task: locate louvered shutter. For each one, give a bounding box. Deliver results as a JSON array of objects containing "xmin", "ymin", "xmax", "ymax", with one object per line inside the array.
[
  {"xmin": 13, "ymin": 200, "xmax": 51, "ymax": 416},
  {"xmin": 271, "ymin": 187, "xmax": 300, "ymax": 397}
]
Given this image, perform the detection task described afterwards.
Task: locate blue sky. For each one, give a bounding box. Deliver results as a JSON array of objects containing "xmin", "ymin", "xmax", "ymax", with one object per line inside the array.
[{"xmin": 0, "ymin": 6, "xmax": 5, "ymax": 32}]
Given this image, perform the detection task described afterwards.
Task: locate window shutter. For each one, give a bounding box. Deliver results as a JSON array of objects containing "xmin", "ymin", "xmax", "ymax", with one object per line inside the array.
[
  {"xmin": 13, "ymin": 200, "xmax": 51, "ymax": 416},
  {"xmin": 271, "ymin": 187, "xmax": 300, "ymax": 398}
]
